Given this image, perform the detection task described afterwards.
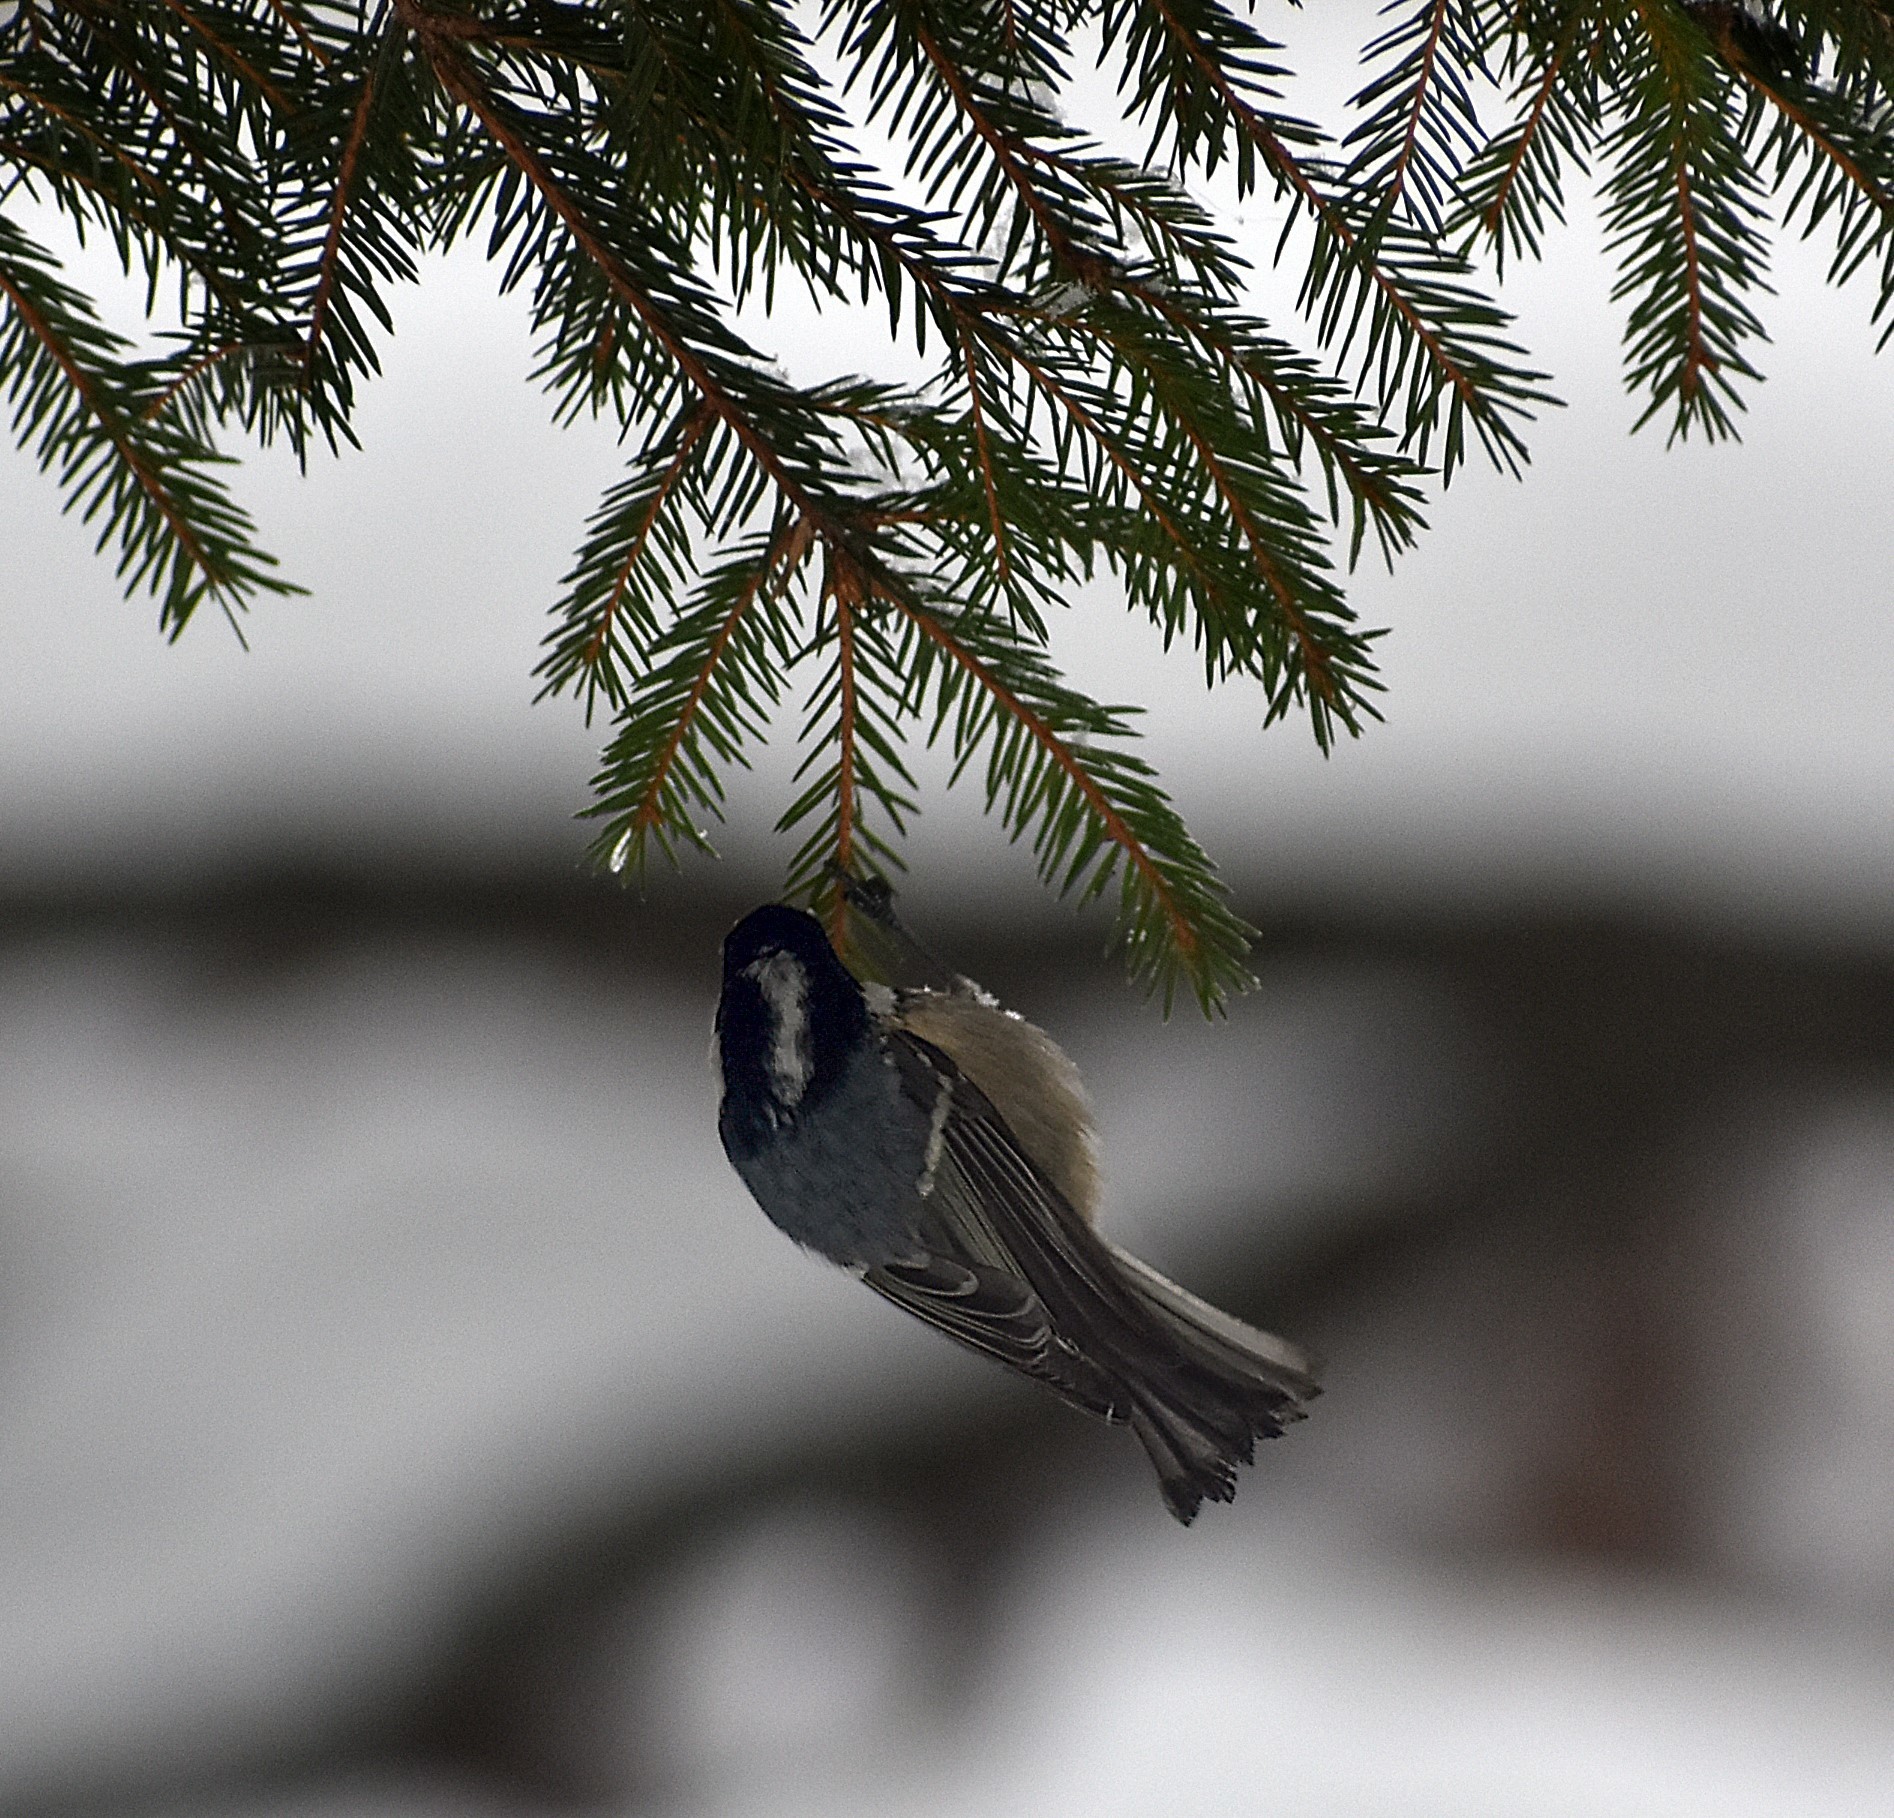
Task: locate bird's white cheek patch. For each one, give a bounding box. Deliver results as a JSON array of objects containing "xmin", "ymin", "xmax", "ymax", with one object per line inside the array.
[{"xmin": 748, "ymin": 952, "xmax": 813, "ymax": 1104}]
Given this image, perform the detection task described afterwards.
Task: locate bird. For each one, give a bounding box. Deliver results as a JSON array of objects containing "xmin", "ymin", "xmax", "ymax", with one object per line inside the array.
[{"xmin": 713, "ymin": 892, "xmax": 1319, "ymax": 1524}]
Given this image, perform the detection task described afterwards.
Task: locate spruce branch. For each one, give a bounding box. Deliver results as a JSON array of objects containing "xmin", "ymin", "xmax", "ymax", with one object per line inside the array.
[
  {"xmin": 1051, "ymin": 298, "xmax": 1377, "ymax": 741},
  {"xmin": 1739, "ymin": 41, "xmax": 1894, "ymax": 344},
  {"xmin": 0, "ymin": 212, "xmax": 297, "ymax": 635},
  {"xmin": 544, "ymin": 403, "xmax": 719, "ymax": 717},
  {"xmin": 1118, "ymin": 0, "xmax": 1554, "ymax": 478},
  {"xmin": 151, "ymin": 0, "xmax": 295, "ymax": 113},
  {"xmin": 300, "ymin": 66, "xmax": 380, "ymax": 382},
  {"xmin": 1457, "ymin": 3, "xmax": 1604, "ymax": 274},
  {"xmin": 1343, "ymin": 0, "xmax": 1491, "ymax": 234},
  {"xmin": 779, "ymin": 559, "xmax": 923, "ymax": 936},
  {"xmin": 1602, "ymin": 1, "xmax": 1772, "ymax": 438},
  {"xmin": 10, "ymin": 0, "xmax": 1894, "ymax": 1008},
  {"xmin": 885, "ymin": 582, "xmax": 1258, "ymax": 1010},
  {"xmin": 585, "ymin": 521, "xmax": 811, "ymax": 880}
]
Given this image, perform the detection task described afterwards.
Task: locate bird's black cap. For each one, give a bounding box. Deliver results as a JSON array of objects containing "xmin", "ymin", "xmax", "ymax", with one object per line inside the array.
[
  {"xmin": 717, "ymin": 904, "xmax": 870, "ymax": 1130},
  {"xmin": 721, "ymin": 902, "xmax": 843, "ymax": 978}
]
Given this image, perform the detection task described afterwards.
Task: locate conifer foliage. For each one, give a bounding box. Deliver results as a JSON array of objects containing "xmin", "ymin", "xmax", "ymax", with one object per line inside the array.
[{"xmin": 4, "ymin": 0, "xmax": 1890, "ymax": 1004}]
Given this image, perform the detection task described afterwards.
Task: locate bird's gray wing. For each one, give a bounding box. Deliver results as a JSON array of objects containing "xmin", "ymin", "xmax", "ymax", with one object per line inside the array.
[
  {"xmin": 881, "ymin": 1025, "xmax": 1320, "ymax": 1522},
  {"xmin": 860, "ymin": 1254, "xmax": 1122, "ymax": 1419},
  {"xmin": 859, "ymin": 1033, "xmax": 1120, "ymax": 1418},
  {"xmin": 934, "ymin": 1081, "xmax": 1318, "ymax": 1400},
  {"xmin": 882, "ymin": 1029, "xmax": 1147, "ymax": 1328}
]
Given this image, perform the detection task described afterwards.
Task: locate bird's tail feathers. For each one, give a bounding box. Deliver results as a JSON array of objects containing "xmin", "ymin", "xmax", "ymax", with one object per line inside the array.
[
  {"xmin": 1102, "ymin": 1242, "xmax": 1321, "ymax": 1525},
  {"xmin": 1125, "ymin": 1391, "xmax": 1243, "ymax": 1524},
  {"xmin": 1105, "ymin": 1241, "xmax": 1321, "ymax": 1404}
]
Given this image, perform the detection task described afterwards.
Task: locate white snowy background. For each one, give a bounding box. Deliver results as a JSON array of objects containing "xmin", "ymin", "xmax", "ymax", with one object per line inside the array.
[{"xmin": 4, "ymin": 7, "xmax": 1894, "ymax": 1814}]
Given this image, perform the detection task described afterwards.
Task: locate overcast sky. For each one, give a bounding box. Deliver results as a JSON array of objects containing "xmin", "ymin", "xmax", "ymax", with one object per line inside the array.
[{"xmin": 4, "ymin": 9, "xmax": 1893, "ymax": 934}]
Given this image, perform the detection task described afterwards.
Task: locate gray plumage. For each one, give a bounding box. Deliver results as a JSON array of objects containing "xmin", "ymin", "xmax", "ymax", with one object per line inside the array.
[
  {"xmin": 715, "ymin": 901, "xmax": 1319, "ymax": 1524},
  {"xmin": 722, "ymin": 1034, "xmax": 938, "ymax": 1267}
]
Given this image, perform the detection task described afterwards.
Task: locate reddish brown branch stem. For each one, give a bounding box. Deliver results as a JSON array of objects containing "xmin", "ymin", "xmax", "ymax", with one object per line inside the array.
[
  {"xmin": 1481, "ymin": 42, "xmax": 1571, "ymax": 237},
  {"xmin": 882, "ymin": 592, "xmax": 1198, "ymax": 960},
  {"xmin": 0, "ymin": 267, "xmax": 222, "ymax": 592},
  {"xmin": 1144, "ymin": 0, "xmax": 1486, "ymax": 414},
  {"xmin": 1171, "ymin": 409, "xmax": 1339, "ymax": 705},
  {"xmin": 260, "ymin": 0, "xmax": 329, "ymax": 65},
  {"xmin": 1389, "ymin": 0, "xmax": 1452, "ymax": 212},
  {"xmin": 140, "ymin": 338, "xmax": 243, "ymax": 421},
  {"xmin": 1674, "ymin": 156, "xmax": 1712, "ymax": 399},
  {"xmin": 962, "ymin": 338, "xmax": 1011, "ymax": 585},
  {"xmin": 626, "ymin": 516, "xmax": 813, "ymax": 847},
  {"xmin": 910, "ymin": 21, "xmax": 1091, "ymax": 278},
  {"xmin": 397, "ymin": 0, "xmax": 826, "ymax": 527},
  {"xmin": 0, "ymin": 74, "xmax": 168, "ymax": 194},
  {"xmin": 1738, "ymin": 69, "xmax": 1894, "ymax": 215},
  {"xmin": 156, "ymin": 0, "xmax": 292, "ymax": 110},
  {"xmin": 1004, "ymin": 341, "xmax": 1214, "ymax": 592},
  {"xmin": 631, "ymin": 587, "xmax": 760, "ymax": 843},
  {"xmin": 583, "ymin": 406, "xmax": 713, "ymax": 675},
  {"xmin": 303, "ymin": 69, "xmax": 377, "ymax": 380}
]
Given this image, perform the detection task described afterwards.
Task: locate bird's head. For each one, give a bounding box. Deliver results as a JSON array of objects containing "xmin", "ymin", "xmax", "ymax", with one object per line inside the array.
[{"xmin": 715, "ymin": 904, "xmax": 870, "ymax": 1129}]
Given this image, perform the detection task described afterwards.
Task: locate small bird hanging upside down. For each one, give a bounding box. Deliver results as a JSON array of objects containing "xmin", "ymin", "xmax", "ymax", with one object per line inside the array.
[{"xmin": 713, "ymin": 893, "xmax": 1320, "ymax": 1524}]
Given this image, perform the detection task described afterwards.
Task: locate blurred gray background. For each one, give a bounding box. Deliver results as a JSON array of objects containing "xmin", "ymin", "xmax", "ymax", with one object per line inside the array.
[{"xmin": 5, "ymin": 24, "xmax": 1894, "ymax": 1810}]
